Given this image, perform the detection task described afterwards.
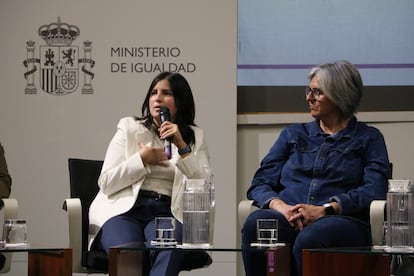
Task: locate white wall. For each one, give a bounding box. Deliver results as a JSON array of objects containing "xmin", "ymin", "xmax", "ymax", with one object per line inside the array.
[{"xmin": 0, "ymin": 0, "xmax": 237, "ymax": 275}]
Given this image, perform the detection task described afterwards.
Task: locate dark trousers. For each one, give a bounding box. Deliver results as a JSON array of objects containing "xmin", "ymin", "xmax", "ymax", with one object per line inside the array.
[
  {"xmin": 95, "ymin": 195, "xmax": 185, "ymax": 276},
  {"xmin": 241, "ymin": 209, "xmax": 371, "ymax": 276}
]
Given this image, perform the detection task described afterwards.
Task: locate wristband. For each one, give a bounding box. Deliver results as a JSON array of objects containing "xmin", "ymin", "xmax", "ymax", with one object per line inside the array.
[
  {"xmin": 178, "ymin": 145, "xmax": 192, "ymax": 156},
  {"xmin": 323, "ymin": 203, "xmax": 335, "ymax": 215}
]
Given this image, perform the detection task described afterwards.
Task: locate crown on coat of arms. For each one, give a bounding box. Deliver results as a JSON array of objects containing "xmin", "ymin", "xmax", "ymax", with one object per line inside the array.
[{"xmin": 38, "ymin": 17, "xmax": 80, "ymax": 46}]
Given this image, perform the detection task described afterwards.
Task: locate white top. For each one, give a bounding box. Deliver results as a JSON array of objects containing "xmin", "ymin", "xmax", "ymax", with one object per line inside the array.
[{"xmin": 88, "ymin": 117, "xmax": 211, "ymax": 248}]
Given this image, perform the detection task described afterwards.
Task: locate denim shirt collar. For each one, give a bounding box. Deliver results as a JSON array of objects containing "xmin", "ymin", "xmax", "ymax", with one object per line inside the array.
[{"xmin": 308, "ymin": 116, "xmax": 358, "ymax": 140}]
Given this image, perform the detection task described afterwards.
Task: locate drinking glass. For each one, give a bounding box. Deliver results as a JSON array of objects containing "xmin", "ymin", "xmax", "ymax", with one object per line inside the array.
[
  {"xmin": 257, "ymin": 218, "xmax": 278, "ymax": 245},
  {"xmin": 4, "ymin": 219, "xmax": 28, "ymax": 245},
  {"xmin": 152, "ymin": 217, "xmax": 177, "ymax": 247}
]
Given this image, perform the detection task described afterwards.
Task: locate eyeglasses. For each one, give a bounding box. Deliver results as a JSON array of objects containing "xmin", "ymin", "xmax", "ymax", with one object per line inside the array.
[{"xmin": 305, "ymin": 87, "xmax": 324, "ymax": 100}]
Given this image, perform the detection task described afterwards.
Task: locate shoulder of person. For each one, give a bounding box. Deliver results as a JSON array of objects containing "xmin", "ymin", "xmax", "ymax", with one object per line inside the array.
[
  {"xmin": 190, "ymin": 125, "xmax": 206, "ymax": 140},
  {"xmin": 355, "ymin": 121, "xmax": 384, "ymax": 137},
  {"xmin": 190, "ymin": 125, "xmax": 203, "ymax": 132},
  {"xmin": 117, "ymin": 117, "xmax": 147, "ymax": 132},
  {"xmin": 283, "ymin": 122, "xmax": 312, "ymax": 133},
  {"xmin": 287, "ymin": 122, "xmax": 310, "ymax": 129}
]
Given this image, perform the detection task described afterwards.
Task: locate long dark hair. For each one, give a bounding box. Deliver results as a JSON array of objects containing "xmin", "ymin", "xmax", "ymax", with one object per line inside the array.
[{"xmin": 138, "ymin": 72, "xmax": 196, "ymax": 145}]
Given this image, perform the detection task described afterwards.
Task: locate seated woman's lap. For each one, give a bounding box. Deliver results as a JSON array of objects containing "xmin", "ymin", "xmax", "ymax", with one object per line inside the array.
[
  {"xmin": 292, "ymin": 215, "xmax": 370, "ymax": 275},
  {"xmin": 242, "ymin": 209, "xmax": 371, "ymax": 276},
  {"xmin": 99, "ymin": 214, "xmax": 146, "ymax": 254},
  {"xmin": 293, "ymin": 216, "xmax": 371, "ymax": 252},
  {"xmin": 99, "ymin": 197, "xmax": 183, "ymax": 254},
  {"xmin": 242, "ymin": 210, "xmax": 370, "ymax": 247}
]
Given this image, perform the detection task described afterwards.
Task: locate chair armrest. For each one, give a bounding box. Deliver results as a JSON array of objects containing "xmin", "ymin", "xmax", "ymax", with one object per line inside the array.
[
  {"xmin": 238, "ymin": 200, "xmax": 259, "ymax": 228},
  {"xmin": 0, "ymin": 198, "xmax": 18, "ymax": 273},
  {"xmin": 370, "ymin": 200, "xmax": 387, "ymax": 246},
  {"xmin": 0, "ymin": 198, "xmax": 18, "ymax": 221},
  {"xmin": 62, "ymin": 198, "xmax": 83, "ymax": 273}
]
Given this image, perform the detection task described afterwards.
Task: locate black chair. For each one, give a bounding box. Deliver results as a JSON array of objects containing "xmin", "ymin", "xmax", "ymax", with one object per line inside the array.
[
  {"xmin": 63, "ymin": 158, "xmax": 212, "ymax": 274},
  {"xmin": 63, "ymin": 158, "xmax": 107, "ymax": 274}
]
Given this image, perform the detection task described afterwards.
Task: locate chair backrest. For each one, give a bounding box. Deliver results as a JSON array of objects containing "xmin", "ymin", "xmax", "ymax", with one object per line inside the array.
[
  {"xmin": 388, "ymin": 162, "xmax": 393, "ymax": 179},
  {"xmin": 68, "ymin": 158, "xmax": 103, "ymax": 262}
]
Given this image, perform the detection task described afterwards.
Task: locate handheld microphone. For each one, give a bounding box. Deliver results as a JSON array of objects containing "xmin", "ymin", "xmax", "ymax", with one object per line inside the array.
[{"xmin": 159, "ymin": 107, "xmax": 172, "ymax": 159}]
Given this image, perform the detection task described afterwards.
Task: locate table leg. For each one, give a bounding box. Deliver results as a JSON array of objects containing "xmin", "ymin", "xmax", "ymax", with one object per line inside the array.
[
  {"xmin": 266, "ymin": 244, "xmax": 291, "ymax": 276},
  {"xmin": 109, "ymin": 247, "xmax": 143, "ymax": 276},
  {"xmin": 302, "ymin": 250, "xmax": 391, "ymax": 276},
  {"xmin": 28, "ymin": 248, "xmax": 72, "ymax": 276}
]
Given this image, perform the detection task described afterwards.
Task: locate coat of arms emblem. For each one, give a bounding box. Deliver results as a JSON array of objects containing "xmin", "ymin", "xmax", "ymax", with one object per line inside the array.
[{"xmin": 23, "ymin": 17, "xmax": 95, "ymax": 95}]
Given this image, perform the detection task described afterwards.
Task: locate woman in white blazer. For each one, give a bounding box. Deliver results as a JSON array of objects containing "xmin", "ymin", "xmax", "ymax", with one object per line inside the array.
[{"xmin": 89, "ymin": 72, "xmax": 211, "ymax": 275}]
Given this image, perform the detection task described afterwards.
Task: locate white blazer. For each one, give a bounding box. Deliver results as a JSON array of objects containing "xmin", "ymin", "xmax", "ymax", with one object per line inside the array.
[{"xmin": 88, "ymin": 117, "xmax": 210, "ymax": 248}]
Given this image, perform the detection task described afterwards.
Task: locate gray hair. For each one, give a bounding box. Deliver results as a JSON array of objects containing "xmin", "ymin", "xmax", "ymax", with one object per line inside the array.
[{"xmin": 308, "ymin": 60, "xmax": 363, "ymax": 119}]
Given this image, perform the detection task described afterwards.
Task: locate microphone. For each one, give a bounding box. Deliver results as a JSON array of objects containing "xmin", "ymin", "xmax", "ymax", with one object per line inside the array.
[{"xmin": 159, "ymin": 107, "xmax": 172, "ymax": 159}]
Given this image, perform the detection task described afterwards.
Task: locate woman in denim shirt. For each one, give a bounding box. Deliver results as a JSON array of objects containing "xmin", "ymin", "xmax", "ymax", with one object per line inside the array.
[{"xmin": 241, "ymin": 60, "xmax": 390, "ymax": 276}]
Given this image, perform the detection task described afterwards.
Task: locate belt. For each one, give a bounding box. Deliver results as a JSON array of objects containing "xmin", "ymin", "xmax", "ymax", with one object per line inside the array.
[{"xmin": 139, "ymin": 190, "xmax": 171, "ymax": 201}]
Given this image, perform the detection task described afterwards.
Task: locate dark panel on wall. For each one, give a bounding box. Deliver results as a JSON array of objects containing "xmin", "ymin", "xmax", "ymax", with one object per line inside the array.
[{"xmin": 237, "ymin": 86, "xmax": 414, "ymax": 113}]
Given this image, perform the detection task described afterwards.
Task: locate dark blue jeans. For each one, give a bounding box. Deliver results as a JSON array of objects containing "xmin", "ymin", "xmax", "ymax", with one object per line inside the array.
[
  {"xmin": 241, "ymin": 209, "xmax": 371, "ymax": 276},
  {"xmin": 94, "ymin": 195, "xmax": 184, "ymax": 276}
]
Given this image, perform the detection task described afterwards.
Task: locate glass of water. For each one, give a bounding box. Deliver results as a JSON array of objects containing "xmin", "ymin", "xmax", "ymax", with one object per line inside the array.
[
  {"xmin": 4, "ymin": 219, "xmax": 28, "ymax": 245},
  {"xmin": 153, "ymin": 217, "xmax": 177, "ymax": 247},
  {"xmin": 257, "ymin": 218, "xmax": 278, "ymax": 245}
]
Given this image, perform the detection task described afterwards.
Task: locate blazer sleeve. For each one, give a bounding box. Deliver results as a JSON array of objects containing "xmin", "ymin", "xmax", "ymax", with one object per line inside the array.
[{"xmin": 97, "ymin": 118, "xmax": 150, "ymax": 196}]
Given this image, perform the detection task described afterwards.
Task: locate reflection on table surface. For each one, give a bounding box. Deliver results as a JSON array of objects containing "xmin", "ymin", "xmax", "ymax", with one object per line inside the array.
[
  {"xmin": 0, "ymin": 243, "xmax": 68, "ymax": 252},
  {"xmin": 112, "ymin": 241, "xmax": 288, "ymax": 252},
  {"xmin": 305, "ymin": 246, "xmax": 414, "ymax": 256}
]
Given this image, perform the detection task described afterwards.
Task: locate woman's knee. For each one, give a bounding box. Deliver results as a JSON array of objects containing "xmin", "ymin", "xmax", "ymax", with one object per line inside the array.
[{"xmin": 292, "ymin": 231, "xmax": 310, "ymax": 254}]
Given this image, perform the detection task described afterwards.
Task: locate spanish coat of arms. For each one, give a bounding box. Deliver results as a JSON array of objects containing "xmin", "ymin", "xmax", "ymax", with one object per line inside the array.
[{"xmin": 23, "ymin": 17, "xmax": 95, "ymax": 95}]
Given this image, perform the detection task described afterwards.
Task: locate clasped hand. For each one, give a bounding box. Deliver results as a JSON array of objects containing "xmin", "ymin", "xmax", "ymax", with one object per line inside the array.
[{"xmin": 269, "ymin": 199, "xmax": 325, "ymax": 231}]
